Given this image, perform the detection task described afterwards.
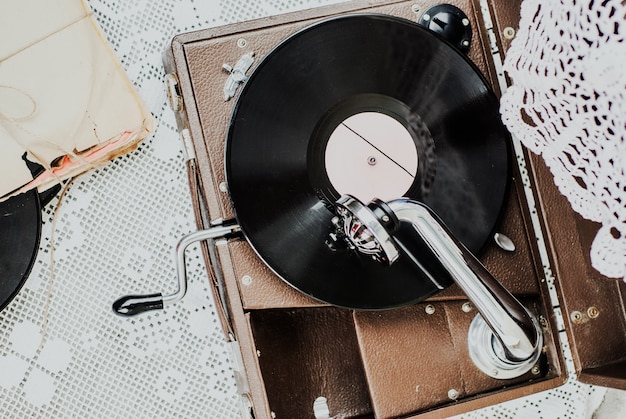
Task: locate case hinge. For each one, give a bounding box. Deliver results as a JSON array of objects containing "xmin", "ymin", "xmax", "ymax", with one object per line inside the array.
[
  {"xmin": 180, "ymin": 129, "xmax": 196, "ymax": 162},
  {"xmin": 228, "ymin": 338, "xmax": 254, "ymax": 419}
]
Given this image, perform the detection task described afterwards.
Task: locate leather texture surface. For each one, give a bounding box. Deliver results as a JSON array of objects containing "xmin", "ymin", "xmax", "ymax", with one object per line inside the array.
[
  {"xmin": 228, "ymin": 238, "xmax": 327, "ymax": 309},
  {"xmin": 354, "ymin": 303, "xmax": 462, "ymax": 418},
  {"xmin": 250, "ymin": 307, "xmax": 372, "ymax": 419},
  {"xmin": 488, "ymin": 0, "xmax": 522, "ymax": 54}
]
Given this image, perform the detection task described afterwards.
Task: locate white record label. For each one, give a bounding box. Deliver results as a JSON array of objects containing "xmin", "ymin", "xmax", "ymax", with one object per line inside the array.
[{"xmin": 324, "ymin": 112, "xmax": 418, "ymax": 203}]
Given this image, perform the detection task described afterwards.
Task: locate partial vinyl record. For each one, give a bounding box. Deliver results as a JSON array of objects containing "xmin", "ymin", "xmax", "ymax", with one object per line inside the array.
[
  {"xmin": 226, "ymin": 14, "xmax": 511, "ymax": 309},
  {"xmin": 0, "ymin": 190, "xmax": 41, "ymax": 311}
]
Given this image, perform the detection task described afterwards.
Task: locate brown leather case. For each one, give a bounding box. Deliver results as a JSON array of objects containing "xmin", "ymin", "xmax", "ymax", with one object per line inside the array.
[{"xmin": 163, "ymin": 1, "xmax": 625, "ymax": 417}]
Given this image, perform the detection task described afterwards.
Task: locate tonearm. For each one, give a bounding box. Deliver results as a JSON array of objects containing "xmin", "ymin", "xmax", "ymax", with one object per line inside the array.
[{"xmin": 332, "ymin": 195, "xmax": 543, "ymax": 379}]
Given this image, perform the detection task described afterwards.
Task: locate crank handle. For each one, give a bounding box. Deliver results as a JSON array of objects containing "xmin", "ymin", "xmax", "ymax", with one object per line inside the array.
[{"xmin": 112, "ymin": 224, "xmax": 241, "ymax": 316}]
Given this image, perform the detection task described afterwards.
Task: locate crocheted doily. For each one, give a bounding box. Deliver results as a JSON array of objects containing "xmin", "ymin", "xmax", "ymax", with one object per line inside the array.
[{"xmin": 500, "ymin": 0, "xmax": 626, "ymax": 280}]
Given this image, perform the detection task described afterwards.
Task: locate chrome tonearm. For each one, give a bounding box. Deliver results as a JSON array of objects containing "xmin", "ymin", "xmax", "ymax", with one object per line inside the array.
[{"xmin": 333, "ymin": 195, "xmax": 543, "ymax": 379}]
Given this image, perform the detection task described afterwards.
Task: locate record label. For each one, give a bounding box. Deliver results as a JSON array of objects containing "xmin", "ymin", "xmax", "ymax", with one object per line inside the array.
[{"xmin": 324, "ymin": 112, "xmax": 418, "ymax": 203}]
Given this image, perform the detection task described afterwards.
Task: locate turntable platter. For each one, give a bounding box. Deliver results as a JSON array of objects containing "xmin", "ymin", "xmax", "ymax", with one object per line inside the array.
[{"xmin": 226, "ymin": 14, "xmax": 511, "ymax": 309}]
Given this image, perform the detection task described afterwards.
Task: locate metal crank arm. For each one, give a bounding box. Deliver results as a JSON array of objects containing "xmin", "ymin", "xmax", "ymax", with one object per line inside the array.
[
  {"xmin": 112, "ymin": 224, "xmax": 241, "ymax": 316},
  {"xmin": 334, "ymin": 195, "xmax": 543, "ymax": 379}
]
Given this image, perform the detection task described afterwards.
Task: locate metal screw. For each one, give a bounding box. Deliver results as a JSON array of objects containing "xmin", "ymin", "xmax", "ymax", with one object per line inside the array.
[
  {"xmin": 503, "ymin": 27, "xmax": 516, "ymax": 40},
  {"xmin": 494, "ymin": 232, "xmax": 516, "ymax": 252},
  {"xmin": 462, "ymin": 40, "xmax": 470, "ymax": 47},
  {"xmin": 531, "ymin": 365, "xmax": 541, "ymax": 375},
  {"xmin": 411, "ymin": 4, "xmax": 420, "ymax": 14},
  {"xmin": 570, "ymin": 310, "xmax": 584, "ymax": 324},
  {"xmin": 587, "ymin": 306, "xmax": 600, "ymax": 319},
  {"xmin": 237, "ymin": 38, "xmax": 248, "ymax": 48},
  {"xmin": 462, "ymin": 18, "xmax": 470, "ymax": 26},
  {"xmin": 381, "ymin": 215, "xmax": 390, "ymax": 223},
  {"xmin": 242, "ymin": 275, "xmax": 252, "ymax": 286},
  {"xmin": 538, "ymin": 315, "xmax": 548, "ymax": 329},
  {"xmin": 219, "ymin": 182, "xmax": 228, "ymax": 193},
  {"xmin": 271, "ymin": 412, "xmax": 276, "ymax": 419},
  {"xmin": 492, "ymin": 369, "xmax": 499, "ymax": 377},
  {"xmin": 447, "ymin": 389, "xmax": 459, "ymax": 400},
  {"xmin": 462, "ymin": 302, "xmax": 472, "ymax": 313},
  {"xmin": 425, "ymin": 304, "xmax": 435, "ymax": 315},
  {"xmin": 256, "ymin": 350, "xmax": 261, "ymax": 357},
  {"xmin": 368, "ymin": 156, "xmax": 377, "ymax": 165},
  {"xmin": 422, "ymin": 13, "xmax": 430, "ymax": 21}
]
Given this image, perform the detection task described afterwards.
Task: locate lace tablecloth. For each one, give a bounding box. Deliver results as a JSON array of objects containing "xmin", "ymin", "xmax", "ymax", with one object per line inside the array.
[
  {"xmin": 0, "ymin": 1, "xmax": 623, "ymax": 417},
  {"xmin": 501, "ymin": 0, "xmax": 626, "ymax": 280}
]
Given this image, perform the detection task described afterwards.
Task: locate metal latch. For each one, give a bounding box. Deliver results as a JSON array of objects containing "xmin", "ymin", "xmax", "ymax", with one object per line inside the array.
[{"xmin": 165, "ymin": 73, "xmax": 183, "ymax": 111}]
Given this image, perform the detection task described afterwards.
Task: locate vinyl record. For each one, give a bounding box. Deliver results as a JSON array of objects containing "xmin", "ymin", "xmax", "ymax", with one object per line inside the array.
[
  {"xmin": 226, "ymin": 14, "xmax": 511, "ymax": 309},
  {"xmin": 0, "ymin": 190, "xmax": 41, "ymax": 311}
]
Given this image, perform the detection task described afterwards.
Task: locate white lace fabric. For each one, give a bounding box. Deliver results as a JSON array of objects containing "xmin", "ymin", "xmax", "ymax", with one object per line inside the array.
[{"xmin": 501, "ymin": 0, "xmax": 626, "ymax": 280}]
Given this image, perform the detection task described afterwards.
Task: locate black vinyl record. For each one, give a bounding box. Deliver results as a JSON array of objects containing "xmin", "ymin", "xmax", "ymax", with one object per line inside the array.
[
  {"xmin": 226, "ymin": 14, "xmax": 511, "ymax": 309},
  {"xmin": 0, "ymin": 190, "xmax": 41, "ymax": 311}
]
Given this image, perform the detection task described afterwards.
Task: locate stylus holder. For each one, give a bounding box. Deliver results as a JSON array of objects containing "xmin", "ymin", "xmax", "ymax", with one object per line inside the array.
[{"xmin": 333, "ymin": 195, "xmax": 543, "ymax": 380}]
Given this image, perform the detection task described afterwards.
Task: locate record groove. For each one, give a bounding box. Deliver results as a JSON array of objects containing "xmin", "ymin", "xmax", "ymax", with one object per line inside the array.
[{"xmin": 226, "ymin": 14, "xmax": 511, "ymax": 309}]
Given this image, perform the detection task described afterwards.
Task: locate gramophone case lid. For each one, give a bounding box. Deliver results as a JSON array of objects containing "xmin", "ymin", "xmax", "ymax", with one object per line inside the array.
[{"xmin": 487, "ymin": 0, "xmax": 626, "ymax": 388}]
